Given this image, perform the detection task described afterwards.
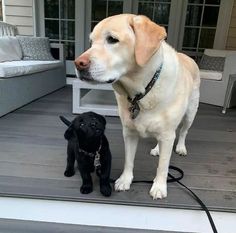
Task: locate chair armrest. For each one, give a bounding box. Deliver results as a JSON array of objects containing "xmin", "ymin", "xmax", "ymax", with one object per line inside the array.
[{"xmin": 50, "ymin": 43, "xmax": 65, "ymax": 62}]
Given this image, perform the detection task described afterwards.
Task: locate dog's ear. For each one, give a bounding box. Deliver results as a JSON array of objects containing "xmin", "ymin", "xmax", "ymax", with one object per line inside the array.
[
  {"xmin": 99, "ymin": 115, "xmax": 106, "ymax": 126},
  {"xmin": 64, "ymin": 126, "xmax": 74, "ymax": 140},
  {"xmin": 91, "ymin": 112, "xmax": 106, "ymax": 126},
  {"xmin": 130, "ymin": 15, "xmax": 167, "ymax": 66}
]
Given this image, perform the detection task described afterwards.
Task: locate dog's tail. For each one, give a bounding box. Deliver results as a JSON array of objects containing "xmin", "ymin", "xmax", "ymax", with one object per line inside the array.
[{"xmin": 59, "ymin": 116, "xmax": 71, "ymax": 126}]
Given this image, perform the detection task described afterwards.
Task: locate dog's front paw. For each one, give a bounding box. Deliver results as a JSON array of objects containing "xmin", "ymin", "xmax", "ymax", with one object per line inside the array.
[
  {"xmin": 80, "ymin": 184, "xmax": 93, "ymax": 194},
  {"xmin": 115, "ymin": 173, "xmax": 133, "ymax": 191},
  {"xmin": 175, "ymin": 144, "xmax": 187, "ymax": 156},
  {"xmin": 64, "ymin": 169, "xmax": 75, "ymax": 177},
  {"xmin": 100, "ymin": 184, "xmax": 112, "ymax": 197},
  {"xmin": 149, "ymin": 181, "xmax": 167, "ymax": 199}
]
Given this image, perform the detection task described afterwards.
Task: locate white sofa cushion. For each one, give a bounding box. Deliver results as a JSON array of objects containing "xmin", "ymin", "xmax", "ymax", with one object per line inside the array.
[
  {"xmin": 200, "ymin": 69, "xmax": 223, "ymax": 81},
  {"xmin": 0, "ymin": 36, "xmax": 22, "ymax": 62},
  {"xmin": 0, "ymin": 60, "xmax": 63, "ymax": 78}
]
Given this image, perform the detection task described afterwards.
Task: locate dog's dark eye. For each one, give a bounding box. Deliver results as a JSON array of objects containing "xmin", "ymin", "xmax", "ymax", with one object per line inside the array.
[
  {"xmin": 106, "ymin": 36, "xmax": 119, "ymax": 44},
  {"xmin": 79, "ymin": 123, "xmax": 85, "ymax": 127}
]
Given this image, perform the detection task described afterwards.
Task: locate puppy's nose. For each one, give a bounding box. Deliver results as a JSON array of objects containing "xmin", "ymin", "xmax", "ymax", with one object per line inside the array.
[
  {"xmin": 90, "ymin": 122, "xmax": 97, "ymax": 128},
  {"xmin": 74, "ymin": 54, "xmax": 90, "ymax": 71}
]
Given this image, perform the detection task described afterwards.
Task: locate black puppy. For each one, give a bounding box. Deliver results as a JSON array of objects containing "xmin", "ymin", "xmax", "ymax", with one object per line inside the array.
[{"xmin": 60, "ymin": 112, "xmax": 112, "ymax": 197}]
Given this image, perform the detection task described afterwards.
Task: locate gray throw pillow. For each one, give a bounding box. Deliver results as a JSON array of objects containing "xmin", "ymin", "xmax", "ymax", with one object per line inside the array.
[
  {"xmin": 199, "ymin": 54, "xmax": 225, "ymax": 72},
  {"xmin": 17, "ymin": 36, "xmax": 55, "ymax": 61}
]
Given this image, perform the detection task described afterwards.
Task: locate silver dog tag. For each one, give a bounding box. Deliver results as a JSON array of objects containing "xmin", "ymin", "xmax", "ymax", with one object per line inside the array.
[
  {"xmin": 129, "ymin": 102, "xmax": 140, "ymax": 119},
  {"xmin": 94, "ymin": 152, "xmax": 101, "ymax": 167}
]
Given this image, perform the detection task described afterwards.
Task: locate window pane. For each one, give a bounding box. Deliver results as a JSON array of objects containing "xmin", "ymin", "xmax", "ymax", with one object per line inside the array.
[
  {"xmin": 91, "ymin": 22, "xmax": 98, "ymax": 31},
  {"xmin": 138, "ymin": 2, "xmax": 154, "ymax": 19},
  {"xmin": 199, "ymin": 28, "xmax": 215, "ymax": 48},
  {"xmin": 188, "ymin": 0, "xmax": 203, "ymax": 3},
  {"xmin": 61, "ymin": 0, "xmax": 75, "ymax": 19},
  {"xmin": 45, "ymin": 0, "xmax": 59, "ymax": 18},
  {"xmin": 202, "ymin": 6, "xmax": 219, "ymax": 27},
  {"xmin": 140, "ymin": 0, "xmax": 171, "ymax": 2},
  {"xmin": 61, "ymin": 21, "xmax": 75, "ymax": 40},
  {"xmin": 154, "ymin": 3, "xmax": 170, "ymax": 25},
  {"xmin": 205, "ymin": 0, "xmax": 220, "ymax": 5},
  {"xmin": 63, "ymin": 41, "xmax": 75, "ymax": 60},
  {"xmin": 183, "ymin": 28, "xmax": 199, "ymax": 47},
  {"xmin": 185, "ymin": 5, "xmax": 202, "ymax": 26},
  {"xmin": 45, "ymin": 20, "xmax": 59, "ymax": 39},
  {"xmin": 155, "ymin": 0, "xmax": 171, "ymax": 2},
  {"xmin": 92, "ymin": 0, "xmax": 107, "ymax": 21},
  {"xmin": 108, "ymin": 1, "xmax": 123, "ymax": 17}
]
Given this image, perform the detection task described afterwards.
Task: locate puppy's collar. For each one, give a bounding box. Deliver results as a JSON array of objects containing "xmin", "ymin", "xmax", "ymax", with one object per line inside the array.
[
  {"xmin": 79, "ymin": 140, "xmax": 102, "ymax": 167},
  {"xmin": 128, "ymin": 63, "xmax": 163, "ymax": 119}
]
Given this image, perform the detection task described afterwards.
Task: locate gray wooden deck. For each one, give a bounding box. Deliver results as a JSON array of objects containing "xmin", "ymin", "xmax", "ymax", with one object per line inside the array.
[
  {"xmin": 0, "ymin": 219, "xmax": 172, "ymax": 233},
  {"xmin": 0, "ymin": 86, "xmax": 236, "ymax": 212}
]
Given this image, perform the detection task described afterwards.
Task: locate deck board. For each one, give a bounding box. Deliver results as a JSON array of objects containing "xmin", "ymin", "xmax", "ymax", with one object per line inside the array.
[
  {"xmin": 0, "ymin": 86, "xmax": 236, "ymax": 212},
  {"xmin": 0, "ymin": 219, "xmax": 170, "ymax": 233}
]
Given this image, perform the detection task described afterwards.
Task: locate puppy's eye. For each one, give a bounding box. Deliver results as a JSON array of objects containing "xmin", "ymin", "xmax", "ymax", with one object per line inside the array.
[
  {"xmin": 79, "ymin": 123, "xmax": 85, "ymax": 127},
  {"xmin": 106, "ymin": 36, "xmax": 119, "ymax": 44}
]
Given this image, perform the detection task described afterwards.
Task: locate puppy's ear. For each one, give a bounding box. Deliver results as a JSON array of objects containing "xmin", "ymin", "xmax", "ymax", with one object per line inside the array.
[
  {"xmin": 92, "ymin": 112, "xmax": 106, "ymax": 126},
  {"xmin": 99, "ymin": 115, "xmax": 106, "ymax": 126},
  {"xmin": 130, "ymin": 15, "xmax": 166, "ymax": 66},
  {"xmin": 64, "ymin": 126, "xmax": 74, "ymax": 140}
]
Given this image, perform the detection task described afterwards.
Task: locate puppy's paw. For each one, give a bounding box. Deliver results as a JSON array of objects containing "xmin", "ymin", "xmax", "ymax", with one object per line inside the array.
[
  {"xmin": 149, "ymin": 181, "xmax": 167, "ymax": 199},
  {"xmin": 175, "ymin": 144, "xmax": 187, "ymax": 156},
  {"xmin": 64, "ymin": 169, "xmax": 75, "ymax": 177},
  {"xmin": 100, "ymin": 184, "xmax": 112, "ymax": 197},
  {"xmin": 80, "ymin": 184, "xmax": 93, "ymax": 194},
  {"xmin": 115, "ymin": 173, "xmax": 133, "ymax": 191}
]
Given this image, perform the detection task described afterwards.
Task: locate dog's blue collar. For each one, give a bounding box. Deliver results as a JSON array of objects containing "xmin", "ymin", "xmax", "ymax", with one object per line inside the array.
[{"xmin": 127, "ymin": 63, "xmax": 163, "ymax": 119}]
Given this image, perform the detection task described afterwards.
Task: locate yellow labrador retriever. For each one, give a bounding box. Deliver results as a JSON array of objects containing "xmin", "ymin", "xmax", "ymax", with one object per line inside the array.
[{"xmin": 75, "ymin": 14, "xmax": 200, "ymax": 199}]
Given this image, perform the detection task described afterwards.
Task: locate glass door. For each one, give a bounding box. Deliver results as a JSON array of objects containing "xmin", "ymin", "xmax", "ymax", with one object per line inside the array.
[
  {"xmin": 178, "ymin": 0, "xmax": 221, "ymax": 60},
  {"xmin": 84, "ymin": 0, "xmax": 132, "ymax": 48},
  {"xmin": 135, "ymin": 0, "xmax": 171, "ymax": 30},
  {"xmin": 44, "ymin": 0, "xmax": 75, "ymax": 61},
  {"xmin": 40, "ymin": 0, "xmax": 85, "ymax": 75}
]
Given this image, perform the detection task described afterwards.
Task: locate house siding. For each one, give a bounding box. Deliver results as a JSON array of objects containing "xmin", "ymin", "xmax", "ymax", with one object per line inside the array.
[
  {"xmin": 226, "ymin": 0, "xmax": 236, "ymax": 49},
  {"xmin": 2, "ymin": 0, "xmax": 34, "ymax": 36}
]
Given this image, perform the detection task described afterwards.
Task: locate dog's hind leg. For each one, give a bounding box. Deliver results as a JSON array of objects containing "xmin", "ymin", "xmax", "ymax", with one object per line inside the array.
[
  {"xmin": 176, "ymin": 90, "xmax": 199, "ymax": 156},
  {"xmin": 64, "ymin": 141, "xmax": 75, "ymax": 177},
  {"xmin": 150, "ymin": 142, "xmax": 159, "ymax": 156}
]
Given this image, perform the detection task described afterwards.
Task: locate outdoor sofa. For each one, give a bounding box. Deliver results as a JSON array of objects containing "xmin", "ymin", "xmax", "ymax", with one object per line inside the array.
[{"xmin": 0, "ymin": 21, "xmax": 66, "ymax": 117}]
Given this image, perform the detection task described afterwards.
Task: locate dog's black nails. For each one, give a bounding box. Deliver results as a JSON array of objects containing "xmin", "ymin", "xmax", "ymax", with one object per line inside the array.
[
  {"xmin": 80, "ymin": 184, "xmax": 93, "ymax": 194},
  {"xmin": 100, "ymin": 184, "xmax": 112, "ymax": 197}
]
